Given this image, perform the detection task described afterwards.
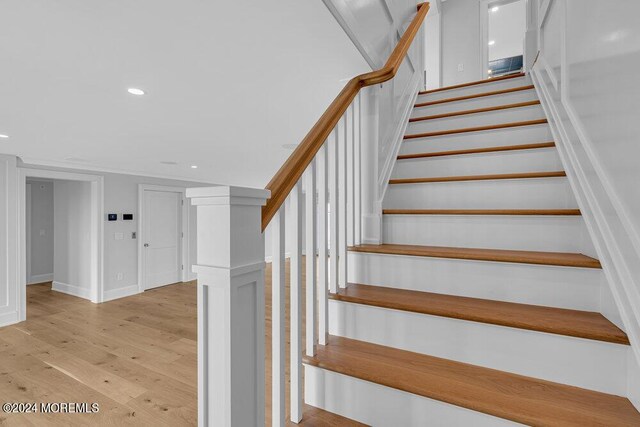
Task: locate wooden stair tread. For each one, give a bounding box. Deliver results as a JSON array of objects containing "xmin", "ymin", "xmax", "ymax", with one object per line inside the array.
[
  {"xmin": 348, "ymin": 243, "xmax": 602, "ymax": 269},
  {"xmin": 409, "ymin": 100, "xmax": 541, "ymax": 122},
  {"xmin": 303, "ymin": 336, "xmax": 640, "ymax": 426},
  {"xmin": 414, "ymin": 85, "xmax": 535, "ymax": 108},
  {"xmin": 389, "ymin": 171, "xmax": 566, "ymax": 185},
  {"xmin": 331, "ymin": 284, "xmax": 628, "ymax": 344},
  {"xmin": 418, "ymin": 72, "xmax": 525, "ymax": 95},
  {"xmin": 404, "ymin": 119, "xmax": 548, "ymax": 139},
  {"xmin": 397, "ymin": 141, "xmax": 555, "ymax": 159},
  {"xmin": 383, "ymin": 208, "xmax": 581, "ymax": 215}
]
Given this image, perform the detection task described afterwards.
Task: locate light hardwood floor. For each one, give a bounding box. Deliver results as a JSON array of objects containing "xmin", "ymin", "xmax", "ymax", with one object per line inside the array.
[{"xmin": 0, "ymin": 265, "xmax": 363, "ymax": 426}]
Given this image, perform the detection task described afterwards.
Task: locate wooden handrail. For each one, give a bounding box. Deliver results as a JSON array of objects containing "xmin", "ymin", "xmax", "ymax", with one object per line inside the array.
[{"xmin": 261, "ymin": 2, "xmax": 430, "ymax": 231}]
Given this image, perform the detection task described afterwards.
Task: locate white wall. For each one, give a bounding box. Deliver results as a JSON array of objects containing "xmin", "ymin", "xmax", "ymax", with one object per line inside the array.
[
  {"xmin": 425, "ymin": 11, "xmax": 442, "ymax": 90},
  {"xmin": 53, "ymin": 180, "xmax": 93, "ymax": 298},
  {"xmin": 530, "ymin": 0, "xmax": 640, "ymax": 406},
  {"xmin": 441, "ymin": 0, "xmax": 483, "ymax": 86},
  {"xmin": 102, "ymin": 173, "xmax": 201, "ymax": 294},
  {"xmin": 27, "ymin": 180, "xmax": 54, "ymax": 284},
  {"xmin": 0, "ymin": 155, "xmax": 19, "ymax": 327}
]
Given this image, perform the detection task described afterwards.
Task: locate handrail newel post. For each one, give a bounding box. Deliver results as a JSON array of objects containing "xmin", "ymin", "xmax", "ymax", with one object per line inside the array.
[{"xmin": 187, "ymin": 185, "xmax": 270, "ymax": 427}]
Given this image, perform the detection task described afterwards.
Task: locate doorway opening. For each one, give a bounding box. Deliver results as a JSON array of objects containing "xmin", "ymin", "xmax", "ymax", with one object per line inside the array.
[
  {"xmin": 481, "ymin": 0, "xmax": 526, "ymax": 79},
  {"xmin": 19, "ymin": 169, "xmax": 104, "ymax": 321}
]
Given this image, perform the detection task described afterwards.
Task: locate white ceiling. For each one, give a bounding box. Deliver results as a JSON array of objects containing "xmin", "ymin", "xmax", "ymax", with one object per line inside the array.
[
  {"xmin": 0, "ymin": 1, "xmax": 368, "ymax": 187},
  {"xmin": 488, "ymin": 0, "xmax": 526, "ymax": 61}
]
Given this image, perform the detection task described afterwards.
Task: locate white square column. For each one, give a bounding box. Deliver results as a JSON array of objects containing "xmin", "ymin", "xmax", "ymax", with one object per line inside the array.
[{"xmin": 187, "ymin": 186, "xmax": 270, "ymax": 427}]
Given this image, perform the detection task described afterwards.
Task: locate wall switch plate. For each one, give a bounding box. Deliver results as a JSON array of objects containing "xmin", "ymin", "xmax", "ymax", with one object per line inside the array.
[
  {"xmin": 116, "ymin": 273, "xmax": 123, "ymax": 281},
  {"xmin": 458, "ymin": 63, "xmax": 464, "ymax": 72},
  {"xmin": 115, "ymin": 232, "xmax": 124, "ymax": 240}
]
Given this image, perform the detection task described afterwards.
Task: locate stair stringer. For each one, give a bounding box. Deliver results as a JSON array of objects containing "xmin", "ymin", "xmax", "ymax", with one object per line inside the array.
[{"xmin": 531, "ymin": 65, "xmax": 640, "ymax": 410}]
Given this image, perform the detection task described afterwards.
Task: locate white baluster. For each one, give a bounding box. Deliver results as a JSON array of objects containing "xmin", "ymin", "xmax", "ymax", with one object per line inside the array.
[
  {"xmin": 347, "ymin": 104, "xmax": 355, "ymax": 248},
  {"xmin": 305, "ymin": 161, "xmax": 317, "ymax": 357},
  {"xmin": 316, "ymin": 144, "xmax": 328, "ymax": 345},
  {"xmin": 272, "ymin": 208, "xmax": 285, "ymax": 427},
  {"xmin": 355, "ymin": 93, "xmax": 362, "ymax": 246},
  {"xmin": 328, "ymin": 128, "xmax": 339, "ymax": 294},
  {"xmin": 288, "ymin": 182, "xmax": 303, "ymax": 423},
  {"xmin": 338, "ymin": 114, "xmax": 348, "ymax": 288}
]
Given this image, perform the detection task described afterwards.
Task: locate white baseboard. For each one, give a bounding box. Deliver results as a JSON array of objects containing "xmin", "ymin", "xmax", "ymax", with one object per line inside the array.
[
  {"xmin": 103, "ymin": 284, "xmax": 140, "ymax": 302},
  {"xmin": 27, "ymin": 273, "xmax": 53, "ymax": 285},
  {"xmin": 52, "ymin": 281, "xmax": 93, "ymax": 301},
  {"xmin": 0, "ymin": 310, "xmax": 19, "ymax": 328}
]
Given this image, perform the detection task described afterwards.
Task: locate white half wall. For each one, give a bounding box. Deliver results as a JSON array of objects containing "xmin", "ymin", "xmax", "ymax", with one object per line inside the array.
[
  {"xmin": 53, "ymin": 180, "xmax": 93, "ymax": 300},
  {"xmin": 0, "ymin": 155, "xmax": 19, "ymax": 327}
]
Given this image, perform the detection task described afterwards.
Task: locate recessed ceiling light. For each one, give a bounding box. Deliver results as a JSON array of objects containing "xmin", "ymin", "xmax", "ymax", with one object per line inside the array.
[
  {"xmin": 127, "ymin": 88, "xmax": 145, "ymax": 95},
  {"xmin": 191, "ymin": 165, "xmax": 198, "ymax": 169},
  {"xmin": 0, "ymin": 134, "xmax": 8, "ymax": 139},
  {"xmin": 491, "ymin": 6, "xmax": 499, "ymax": 12},
  {"xmin": 488, "ymin": 40, "xmax": 496, "ymax": 46},
  {"xmin": 488, "ymin": 69, "xmax": 493, "ymax": 74}
]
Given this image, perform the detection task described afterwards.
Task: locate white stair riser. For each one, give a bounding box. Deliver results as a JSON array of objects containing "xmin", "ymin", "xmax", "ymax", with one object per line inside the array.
[
  {"xmin": 407, "ymin": 105, "xmax": 545, "ymax": 134},
  {"xmin": 416, "ymin": 76, "xmax": 532, "ymax": 103},
  {"xmin": 392, "ymin": 148, "xmax": 562, "ymax": 179},
  {"xmin": 347, "ymin": 252, "xmax": 602, "ymax": 311},
  {"xmin": 382, "ymin": 215, "xmax": 589, "ymax": 253},
  {"xmin": 329, "ymin": 301, "xmax": 628, "ymax": 395},
  {"xmin": 304, "ymin": 365, "xmax": 520, "ymax": 427},
  {"xmin": 383, "ymin": 177, "xmax": 577, "ymax": 210},
  {"xmin": 400, "ymin": 124, "xmax": 553, "ymax": 155},
  {"xmin": 412, "ymin": 89, "xmax": 537, "ymax": 118}
]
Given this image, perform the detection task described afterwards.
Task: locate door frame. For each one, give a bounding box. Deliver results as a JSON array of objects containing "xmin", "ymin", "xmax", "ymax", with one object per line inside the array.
[
  {"xmin": 137, "ymin": 184, "xmax": 190, "ymax": 292},
  {"xmin": 18, "ymin": 168, "xmax": 104, "ymax": 321},
  {"xmin": 480, "ymin": 0, "xmax": 525, "ymax": 80}
]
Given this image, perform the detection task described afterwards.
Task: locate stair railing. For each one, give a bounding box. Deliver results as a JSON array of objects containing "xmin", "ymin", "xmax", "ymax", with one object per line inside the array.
[{"xmin": 187, "ymin": 3, "xmax": 430, "ymax": 426}]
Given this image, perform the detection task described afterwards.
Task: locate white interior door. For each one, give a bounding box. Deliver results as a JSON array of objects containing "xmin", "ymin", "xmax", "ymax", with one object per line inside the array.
[{"xmin": 142, "ymin": 190, "xmax": 181, "ymax": 290}]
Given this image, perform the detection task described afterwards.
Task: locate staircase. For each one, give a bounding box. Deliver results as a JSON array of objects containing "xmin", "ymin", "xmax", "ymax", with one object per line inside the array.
[{"xmin": 302, "ymin": 73, "xmax": 640, "ymax": 426}]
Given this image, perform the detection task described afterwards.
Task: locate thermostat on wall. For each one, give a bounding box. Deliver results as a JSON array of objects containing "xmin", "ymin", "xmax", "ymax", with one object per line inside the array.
[
  {"xmin": 108, "ymin": 214, "xmax": 118, "ymax": 221},
  {"xmin": 123, "ymin": 214, "xmax": 133, "ymax": 221}
]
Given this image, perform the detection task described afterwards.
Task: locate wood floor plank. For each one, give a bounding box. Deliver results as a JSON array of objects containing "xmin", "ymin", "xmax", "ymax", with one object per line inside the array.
[
  {"xmin": 331, "ymin": 284, "xmax": 629, "ymax": 344},
  {"xmin": 303, "ymin": 336, "xmax": 640, "ymax": 427},
  {"xmin": 0, "ymin": 274, "xmax": 361, "ymax": 427},
  {"xmin": 349, "ymin": 243, "xmax": 602, "ymax": 268}
]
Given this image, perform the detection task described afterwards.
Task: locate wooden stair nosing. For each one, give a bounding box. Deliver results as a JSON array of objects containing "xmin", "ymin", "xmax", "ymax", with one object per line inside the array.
[
  {"xmin": 303, "ymin": 336, "xmax": 640, "ymax": 426},
  {"xmin": 397, "ymin": 141, "xmax": 556, "ymax": 160},
  {"xmin": 388, "ymin": 171, "xmax": 566, "ymax": 185},
  {"xmin": 409, "ymin": 100, "xmax": 541, "ymax": 122},
  {"xmin": 330, "ymin": 284, "xmax": 629, "ymax": 345},
  {"xmin": 348, "ymin": 243, "xmax": 602, "ymax": 269},
  {"xmin": 382, "ymin": 208, "xmax": 581, "ymax": 216},
  {"xmin": 414, "ymin": 85, "xmax": 535, "ymax": 108},
  {"xmin": 418, "ymin": 72, "xmax": 525, "ymax": 95},
  {"xmin": 403, "ymin": 119, "xmax": 548, "ymax": 140}
]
